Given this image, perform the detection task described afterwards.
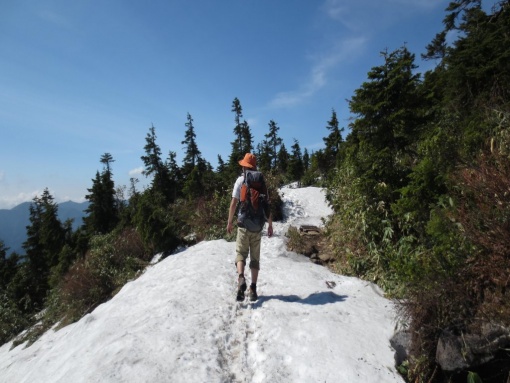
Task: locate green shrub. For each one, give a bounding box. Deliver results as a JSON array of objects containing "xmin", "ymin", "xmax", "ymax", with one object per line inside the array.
[
  {"xmin": 182, "ymin": 190, "xmax": 233, "ymax": 242},
  {"xmin": 265, "ymin": 171, "xmax": 284, "ymax": 222},
  {"xmin": 44, "ymin": 228, "xmax": 150, "ymax": 328},
  {"xmin": 0, "ymin": 290, "xmax": 30, "ymax": 346},
  {"xmin": 133, "ymin": 190, "xmax": 181, "ymax": 253}
]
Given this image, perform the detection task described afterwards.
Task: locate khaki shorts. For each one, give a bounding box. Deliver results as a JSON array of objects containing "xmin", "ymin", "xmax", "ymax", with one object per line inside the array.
[{"xmin": 235, "ymin": 227, "xmax": 262, "ymax": 270}]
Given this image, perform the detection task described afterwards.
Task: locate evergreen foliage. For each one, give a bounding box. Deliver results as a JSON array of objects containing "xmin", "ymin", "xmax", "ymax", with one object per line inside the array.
[
  {"xmin": 323, "ymin": 109, "xmax": 344, "ymax": 174},
  {"xmin": 277, "ymin": 143, "xmax": 289, "ymax": 175},
  {"xmin": 229, "ymin": 98, "xmax": 253, "ymax": 170},
  {"xmin": 324, "ymin": 1, "xmax": 510, "ymax": 381},
  {"xmin": 265, "ymin": 120, "xmax": 283, "ymax": 170},
  {"xmin": 4, "ymin": 3, "xmax": 510, "ymax": 381},
  {"xmin": 181, "ymin": 113, "xmax": 202, "ymax": 177},
  {"xmin": 22, "ymin": 189, "xmax": 67, "ymax": 312},
  {"xmin": 84, "ymin": 153, "xmax": 119, "ymax": 235},
  {"xmin": 288, "ymin": 139, "xmax": 305, "ymax": 184},
  {"xmin": 141, "ymin": 125, "xmax": 175, "ymax": 202}
]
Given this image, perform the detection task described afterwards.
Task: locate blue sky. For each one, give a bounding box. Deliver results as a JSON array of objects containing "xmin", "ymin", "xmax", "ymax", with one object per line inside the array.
[{"xmin": 0, "ymin": 0, "xmax": 498, "ymax": 209}]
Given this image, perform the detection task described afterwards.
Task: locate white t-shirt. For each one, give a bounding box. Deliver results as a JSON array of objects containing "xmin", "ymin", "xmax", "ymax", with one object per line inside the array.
[{"xmin": 232, "ymin": 175, "xmax": 244, "ymax": 200}]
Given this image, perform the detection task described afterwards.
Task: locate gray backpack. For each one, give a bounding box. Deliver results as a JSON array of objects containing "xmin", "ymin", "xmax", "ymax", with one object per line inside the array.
[{"xmin": 237, "ymin": 170, "xmax": 269, "ymax": 232}]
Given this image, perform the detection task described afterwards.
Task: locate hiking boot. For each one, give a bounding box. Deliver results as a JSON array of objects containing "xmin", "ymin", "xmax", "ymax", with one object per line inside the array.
[
  {"xmin": 248, "ymin": 284, "xmax": 258, "ymax": 301},
  {"xmin": 237, "ymin": 276, "xmax": 247, "ymax": 301}
]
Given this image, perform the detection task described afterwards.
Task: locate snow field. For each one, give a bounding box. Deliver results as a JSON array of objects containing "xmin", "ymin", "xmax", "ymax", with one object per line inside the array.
[{"xmin": 0, "ymin": 186, "xmax": 404, "ymax": 383}]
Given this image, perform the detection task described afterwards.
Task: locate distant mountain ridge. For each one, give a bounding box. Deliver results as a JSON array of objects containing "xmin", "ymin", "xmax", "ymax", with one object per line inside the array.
[{"xmin": 0, "ymin": 201, "xmax": 89, "ymax": 255}]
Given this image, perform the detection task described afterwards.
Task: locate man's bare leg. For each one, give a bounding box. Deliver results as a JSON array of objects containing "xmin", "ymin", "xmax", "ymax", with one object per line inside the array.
[
  {"xmin": 236, "ymin": 261, "xmax": 245, "ymax": 277},
  {"xmin": 251, "ymin": 268, "xmax": 258, "ymax": 284}
]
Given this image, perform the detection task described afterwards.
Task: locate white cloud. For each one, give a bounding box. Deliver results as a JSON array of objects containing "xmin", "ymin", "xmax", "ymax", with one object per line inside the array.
[
  {"xmin": 322, "ymin": 0, "xmax": 444, "ymax": 32},
  {"xmin": 129, "ymin": 167, "xmax": 144, "ymax": 177},
  {"xmin": 245, "ymin": 118, "xmax": 258, "ymax": 128},
  {"xmin": 388, "ymin": 0, "xmax": 444, "ymax": 9},
  {"xmin": 0, "ymin": 190, "xmax": 42, "ymax": 209},
  {"xmin": 269, "ymin": 37, "xmax": 366, "ymax": 109},
  {"xmin": 321, "ymin": 0, "xmax": 349, "ymax": 21}
]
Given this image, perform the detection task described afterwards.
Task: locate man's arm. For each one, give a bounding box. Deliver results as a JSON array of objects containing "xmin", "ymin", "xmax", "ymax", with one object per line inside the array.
[
  {"xmin": 265, "ymin": 183, "xmax": 273, "ymax": 237},
  {"xmin": 267, "ymin": 214, "xmax": 273, "ymax": 237},
  {"xmin": 226, "ymin": 197, "xmax": 238, "ymax": 234}
]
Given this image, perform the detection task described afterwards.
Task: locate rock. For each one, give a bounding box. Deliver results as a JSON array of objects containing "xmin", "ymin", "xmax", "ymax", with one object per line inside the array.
[
  {"xmin": 436, "ymin": 330, "xmax": 469, "ymax": 371},
  {"xmin": 299, "ymin": 225, "xmax": 321, "ymax": 236},
  {"xmin": 319, "ymin": 252, "xmax": 334, "ymax": 262},
  {"xmin": 436, "ymin": 324, "xmax": 510, "ymax": 372},
  {"xmin": 390, "ymin": 330, "xmax": 411, "ymax": 366}
]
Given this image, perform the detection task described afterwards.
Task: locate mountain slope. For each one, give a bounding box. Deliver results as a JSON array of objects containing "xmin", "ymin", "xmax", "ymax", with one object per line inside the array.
[
  {"xmin": 0, "ymin": 186, "xmax": 404, "ymax": 383},
  {"xmin": 0, "ymin": 201, "xmax": 88, "ymax": 255}
]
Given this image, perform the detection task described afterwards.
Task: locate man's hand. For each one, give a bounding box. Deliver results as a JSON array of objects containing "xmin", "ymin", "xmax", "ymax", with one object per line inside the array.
[{"xmin": 227, "ymin": 197, "xmax": 238, "ymax": 235}]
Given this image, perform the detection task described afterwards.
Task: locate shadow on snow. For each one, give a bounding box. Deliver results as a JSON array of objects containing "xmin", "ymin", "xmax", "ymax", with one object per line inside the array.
[{"xmin": 251, "ymin": 291, "xmax": 347, "ymax": 308}]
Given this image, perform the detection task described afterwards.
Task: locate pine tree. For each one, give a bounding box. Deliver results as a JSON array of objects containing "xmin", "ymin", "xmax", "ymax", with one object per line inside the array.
[
  {"xmin": 141, "ymin": 125, "xmax": 174, "ymax": 201},
  {"xmin": 265, "ymin": 120, "xmax": 283, "ymax": 170},
  {"xmin": 240, "ymin": 121, "xmax": 254, "ymax": 155},
  {"xmin": 0, "ymin": 240, "xmax": 19, "ymax": 290},
  {"xmin": 181, "ymin": 113, "xmax": 202, "ymax": 177},
  {"xmin": 182, "ymin": 166, "xmax": 202, "ymax": 199},
  {"xmin": 323, "ymin": 109, "xmax": 344, "ymax": 172},
  {"xmin": 165, "ymin": 151, "xmax": 182, "ymax": 202},
  {"xmin": 22, "ymin": 189, "xmax": 66, "ymax": 310},
  {"xmin": 100, "ymin": 152, "xmax": 114, "ymax": 174},
  {"xmin": 215, "ymin": 155, "xmax": 233, "ymax": 193},
  {"xmin": 216, "ymin": 155, "xmax": 226, "ymax": 173},
  {"xmin": 303, "ymin": 148, "xmax": 310, "ymax": 171},
  {"xmin": 256, "ymin": 140, "xmax": 272, "ymax": 173},
  {"xmin": 277, "ymin": 143, "xmax": 289, "ymax": 174},
  {"xmin": 288, "ymin": 139, "xmax": 305, "ymax": 183},
  {"xmin": 84, "ymin": 154, "xmax": 118, "ymax": 235},
  {"xmin": 141, "ymin": 125, "xmax": 163, "ymax": 178},
  {"xmin": 348, "ymin": 46, "xmax": 424, "ymax": 198},
  {"xmin": 229, "ymin": 98, "xmax": 245, "ymax": 167},
  {"xmin": 433, "ymin": 0, "xmax": 510, "ymax": 150}
]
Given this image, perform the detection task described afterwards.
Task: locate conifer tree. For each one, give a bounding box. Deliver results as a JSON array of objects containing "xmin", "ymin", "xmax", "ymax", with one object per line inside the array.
[
  {"xmin": 256, "ymin": 140, "xmax": 272, "ymax": 173},
  {"xmin": 229, "ymin": 98, "xmax": 244, "ymax": 166},
  {"xmin": 182, "ymin": 166, "xmax": 202, "ymax": 200},
  {"xmin": 240, "ymin": 120, "xmax": 254, "ymax": 155},
  {"xmin": 265, "ymin": 120, "xmax": 283, "ymax": 171},
  {"xmin": 288, "ymin": 139, "xmax": 305, "ymax": 183},
  {"xmin": 228, "ymin": 98, "xmax": 254, "ymax": 165},
  {"xmin": 22, "ymin": 189, "xmax": 66, "ymax": 310},
  {"xmin": 215, "ymin": 155, "xmax": 231, "ymax": 192},
  {"xmin": 0, "ymin": 240, "xmax": 18, "ymax": 290},
  {"xmin": 216, "ymin": 155, "xmax": 226, "ymax": 174},
  {"xmin": 303, "ymin": 148, "xmax": 310, "ymax": 171},
  {"xmin": 181, "ymin": 113, "xmax": 202, "ymax": 177},
  {"xmin": 100, "ymin": 152, "xmax": 114, "ymax": 174},
  {"xmin": 277, "ymin": 143, "xmax": 289, "ymax": 175},
  {"xmin": 141, "ymin": 125, "xmax": 174, "ymax": 201},
  {"xmin": 165, "ymin": 151, "xmax": 182, "ymax": 202},
  {"xmin": 348, "ymin": 46, "xmax": 423, "ymax": 199},
  {"xmin": 141, "ymin": 125, "xmax": 163, "ymax": 178},
  {"xmin": 180, "ymin": 113, "xmax": 215, "ymax": 198},
  {"xmin": 84, "ymin": 154, "xmax": 118, "ymax": 235},
  {"xmin": 323, "ymin": 109, "xmax": 343, "ymax": 171},
  {"xmin": 427, "ymin": 0, "xmax": 510, "ymax": 150}
]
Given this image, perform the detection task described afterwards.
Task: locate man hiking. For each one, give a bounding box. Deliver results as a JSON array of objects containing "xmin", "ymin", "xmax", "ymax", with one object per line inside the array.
[{"xmin": 227, "ymin": 153, "xmax": 273, "ymax": 302}]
